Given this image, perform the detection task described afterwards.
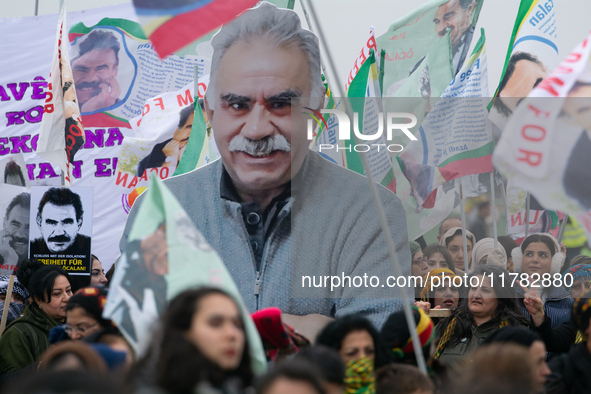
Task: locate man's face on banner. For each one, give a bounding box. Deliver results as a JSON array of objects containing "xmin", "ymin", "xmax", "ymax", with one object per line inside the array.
[
  {"xmin": 140, "ymin": 224, "xmax": 168, "ymax": 276},
  {"xmin": 3, "ymin": 205, "xmax": 29, "ymax": 259},
  {"xmin": 434, "ymin": 0, "xmax": 475, "ymax": 46},
  {"xmin": 499, "ymin": 59, "xmax": 547, "ymax": 114},
  {"xmin": 72, "ymin": 48, "xmax": 119, "ymax": 109},
  {"xmin": 39, "ymin": 203, "xmax": 81, "ymax": 253},
  {"xmin": 206, "ymin": 38, "xmax": 311, "ymax": 195},
  {"xmin": 172, "ymin": 112, "xmax": 194, "ymax": 150}
]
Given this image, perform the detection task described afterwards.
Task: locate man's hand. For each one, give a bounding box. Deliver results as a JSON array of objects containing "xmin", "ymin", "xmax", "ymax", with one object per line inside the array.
[
  {"xmin": 519, "ymin": 281, "xmax": 545, "ymax": 327},
  {"xmin": 80, "ymin": 77, "xmax": 121, "ymax": 112},
  {"xmin": 0, "ymin": 230, "xmax": 18, "ymax": 267},
  {"xmin": 161, "ymin": 139, "xmax": 182, "ymax": 167},
  {"xmin": 414, "ymin": 301, "xmax": 432, "ymax": 314},
  {"xmin": 281, "ymin": 313, "xmax": 335, "ymax": 343}
]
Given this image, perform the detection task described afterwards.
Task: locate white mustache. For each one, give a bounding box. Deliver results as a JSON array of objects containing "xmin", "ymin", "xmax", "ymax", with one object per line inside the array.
[{"xmin": 228, "ymin": 135, "xmax": 291, "ymax": 157}]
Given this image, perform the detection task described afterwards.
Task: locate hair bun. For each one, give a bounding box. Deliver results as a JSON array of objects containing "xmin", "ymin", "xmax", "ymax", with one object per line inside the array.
[{"xmin": 16, "ymin": 259, "xmax": 45, "ymax": 290}]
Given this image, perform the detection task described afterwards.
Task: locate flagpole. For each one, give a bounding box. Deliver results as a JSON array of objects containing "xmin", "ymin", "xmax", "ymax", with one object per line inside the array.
[
  {"xmin": 297, "ymin": 0, "xmax": 335, "ymax": 93},
  {"xmin": 524, "ymin": 193, "xmax": 531, "ymax": 238},
  {"xmin": 490, "ymin": 172, "xmax": 498, "ymax": 249},
  {"xmin": 304, "ymin": 0, "xmax": 428, "ymax": 375},
  {"xmin": 0, "ymin": 275, "xmax": 15, "ymax": 337},
  {"xmin": 459, "ymin": 182, "xmax": 470, "ymax": 272},
  {"xmin": 557, "ymin": 214, "xmax": 569, "ymax": 244},
  {"xmin": 34, "ymin": 0, "xmax": 39, "ymax": 16}
]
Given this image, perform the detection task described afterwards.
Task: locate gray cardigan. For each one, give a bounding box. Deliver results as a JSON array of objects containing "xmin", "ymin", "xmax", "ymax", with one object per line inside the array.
[{"xmin": 120, "ymin": 150, "xmax": 412, "ymax": 328}]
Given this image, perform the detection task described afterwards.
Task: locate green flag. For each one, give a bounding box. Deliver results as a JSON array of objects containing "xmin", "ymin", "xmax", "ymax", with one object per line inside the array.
[
  {"xmin": 174, "ymin": 100, "xmax": 216, "ymax": 176},
  {"xmin": 104, "ymin": 176, "xmax": 267, "ymax": 374}
]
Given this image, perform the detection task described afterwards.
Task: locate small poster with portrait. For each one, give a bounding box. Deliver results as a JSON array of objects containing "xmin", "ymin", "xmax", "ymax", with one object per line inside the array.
[
  {"xmin": 0, "ymin": 185, "xmax": 30, "ymax": 275},
  {"xmin": 29, "ymin": 186, "xmax": 94, "ymax": 277}
]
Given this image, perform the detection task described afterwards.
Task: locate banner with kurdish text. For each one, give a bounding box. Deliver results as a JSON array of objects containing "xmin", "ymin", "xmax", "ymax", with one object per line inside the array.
[
  {"xmin": 115, "ymin": 80, "xmax": 215, "ymax": 192},
  {"xmin": 397, "ymin": 30, "xmax": 492, "ymax": 209},
  {"xmin": 493, "ymin": 31, "xmax": 591, "ymax": 238},
  {"xmin": 0, "ymin": 4, "xmax": 213, "ymax": 270}
]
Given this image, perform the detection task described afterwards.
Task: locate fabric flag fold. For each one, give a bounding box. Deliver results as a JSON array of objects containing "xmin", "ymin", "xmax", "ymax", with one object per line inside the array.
[
  {"xmin": 174, "ymin": 97, "xmax": 217, "ymax": 176},
  {"xmin": 397, "ymin": 30, "xmax": 492, "ymax": 209},
  {"xmin": 37, "ymin": 4, "xmax": 86, "ymax": 185},
  {"xmin": 103, "ymin": 175, "xmax": 267, "ymax": 373},
  {"xmin": 133, "ymin": 0, "xmax": 260, "ymax": 59},
  {"xmin": 493, "ymin": 30, "xmax": 591, "ymax": 237}
]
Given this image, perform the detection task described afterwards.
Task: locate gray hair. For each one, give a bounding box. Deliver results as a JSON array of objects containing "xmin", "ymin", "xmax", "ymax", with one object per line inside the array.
[{"xmin": 206, "ymin": 2, "xmax": 324, "ymax": 107}]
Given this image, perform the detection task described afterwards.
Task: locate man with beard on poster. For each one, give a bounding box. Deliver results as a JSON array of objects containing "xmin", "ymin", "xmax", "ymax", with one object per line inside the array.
[
  {"xmin": 121, "ymin": 3, "xmax": 412, "ymax": 337},
  {"xmin": 0, "ymin": 192, "xmax": 30, "ymax": 267},
  {"xmin": 72, "ymin": 29, "xmax": 122, "ymax": 113},
  {"xmin": 30, "ymin": 188, "xmax": 90, "ymax": 257},
  {"xmin": 136, "ymin": 105, "xmax": 195, "ymax": 177},
  {"xmin": 433, "ymin": 0, "xmax": 478, "ymax": 73}
]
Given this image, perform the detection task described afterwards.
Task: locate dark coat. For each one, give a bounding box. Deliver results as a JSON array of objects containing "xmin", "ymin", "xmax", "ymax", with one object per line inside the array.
[
  {"xmin": 546, "ymin": 343, "xmax": 591, "ymax": 394},
  {"xmin": 0, "ymin": 304, "xmax": 61, "ymax": 372}
]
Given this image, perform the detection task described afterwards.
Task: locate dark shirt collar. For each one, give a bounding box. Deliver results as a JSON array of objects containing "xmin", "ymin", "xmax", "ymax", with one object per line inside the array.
[{"xmin": 219, "ymin": 160, "xmax": 305, "ymax": 204}]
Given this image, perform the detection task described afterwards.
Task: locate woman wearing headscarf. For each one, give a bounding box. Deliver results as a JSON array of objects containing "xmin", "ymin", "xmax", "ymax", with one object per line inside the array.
[
  {"xmin": 0, "ymin": 274, "xmax": 29, "ymax": 326},
  {"xmin": 563, "ymin": 257, "xmax": 591, "ymax": 298},
  {"xmin": 419, "ymin": 269, "xmax": 463, "ymax": 311},
  {"xmin": 545, "ymin": 291, "xmax": 591, "ymax": 393},
  {"xmin": 515, "ymin": 233, "xmax": 573, "ymax": 334},
  {"xmin": 439, "ymin": 227, "xmax": 475, "ymax": 273},
  {"xmin": 316, "ymin": 315, "xmax": 389, "ymax": 394},
  {"xmin": 433, "ymin": 265, "xmax": 528, "ymax": 371},
  {"xmin": 471, "ymin": 238, "xmax": 508, "ymax": 269}
]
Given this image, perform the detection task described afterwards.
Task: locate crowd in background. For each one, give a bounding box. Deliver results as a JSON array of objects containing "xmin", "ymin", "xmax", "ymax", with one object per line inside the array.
[{"xmin": 0, "ymin": 221, "xmax": 591, "ymax": 394}]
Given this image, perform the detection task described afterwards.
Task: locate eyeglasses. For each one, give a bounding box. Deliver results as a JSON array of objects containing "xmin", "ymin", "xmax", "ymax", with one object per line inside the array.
[
  {"xmin": 63, "ymin": 322, "xmax": 98, "ymax": 335},
  {"xmin": 412, "ymin": 257, "xmax": 427, "ymax": 265}
]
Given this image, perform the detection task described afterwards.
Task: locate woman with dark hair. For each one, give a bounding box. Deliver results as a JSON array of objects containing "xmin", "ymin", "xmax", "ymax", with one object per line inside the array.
[
  {"xmin": 439, "ymin": 227, "xmax": 475, "ymax": 273},
  {"xmin": 423, "ymin": 245, "xmax": 455, "ymax": 273},
  {"xmin": 64, "ymin": 287, "xmax": 113, "ymax": 341},
  {"xmin": 419, "ymin": 268, "xmax": 463, "ymax": 311},
  {"xmin": 130, "ymin": 287, "xmax": 253, "ymax": 394},
  {"xmin": 315, "ymin": 314, "xmax": 390, "ymax": 369},
  {"xmin": 514, "ymin": 233, "xmax": 572, "ymax": 334},
  {"xmin": 433, "ymin": 265, "xmax": 528, "ymax": 370},
  {"xmin": 0, "ymin": 259, "xmax": 72, "ymax": 373}
]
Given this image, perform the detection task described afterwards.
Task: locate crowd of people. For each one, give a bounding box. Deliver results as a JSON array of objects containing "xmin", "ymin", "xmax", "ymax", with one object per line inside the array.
[
  {"xmin": 1, "ymin": 1, "xmax": 590, "ymax": 393},
  {"xmin": 0, "ymin": 227, "xmax": 590, "ymax": 394}
]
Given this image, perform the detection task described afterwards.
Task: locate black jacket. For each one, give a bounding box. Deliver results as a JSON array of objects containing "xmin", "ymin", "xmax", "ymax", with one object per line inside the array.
[{"xmin": 546, "ymin": 343, "xmax": 591, "ymax": 394}]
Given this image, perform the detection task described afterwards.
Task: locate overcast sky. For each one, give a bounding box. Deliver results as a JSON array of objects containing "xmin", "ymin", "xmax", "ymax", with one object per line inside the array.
[{"xmin": 1, "ymin": 0, "xmax": 590, "ymax": 93}]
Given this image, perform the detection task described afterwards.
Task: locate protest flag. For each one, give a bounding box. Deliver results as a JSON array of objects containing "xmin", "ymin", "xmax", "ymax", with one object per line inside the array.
[
  {"xmin": 493, "ymin": 30, "xmax": 591, "ymax": 238},
  {"xmin": 345, "ymin": 48, "xmax": 397, "ymax": 192},
  {"xmin": 103, "ymin": 175, "xmax": 267, "ymax": 373},
  {"xmin": 377, "ymin": 0, "xmax": 484, "ymax": 97},
  {"xmin": 397, "ymin": 30, "xmax": 492, "ymax": 209},
  {"xmin": 173, "ymin": 99, "xmax": 216, "ymax": 176},
  {"xmin": 487, "ymin": 0, "xmax": 560, "ymax": 238},
  {"xmin": 490, "ymin": 0, "xmax": 559, "ymax": 123},
  {"xmin": 37, "ymin": 4, "xmax": 86, "ymax": 186},
  {"xmin": 132, "ymin": 0, "xmax": 260, "ymax": 59}
]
